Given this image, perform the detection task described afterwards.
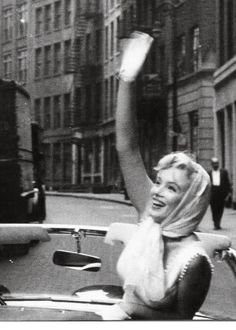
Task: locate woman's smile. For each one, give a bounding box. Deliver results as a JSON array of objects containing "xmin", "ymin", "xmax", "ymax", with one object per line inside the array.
[
  {"xmin": 152, "ymin": 198, "xmax": 166, "ymax": 208},
  {"xmin": 149, "ymin": 167, "xmax": 191, "ymax": 222}
]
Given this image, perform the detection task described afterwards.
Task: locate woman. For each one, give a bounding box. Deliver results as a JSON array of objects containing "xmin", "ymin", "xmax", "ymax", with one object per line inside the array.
[{"xmin": 101, "ymin": 32, "xmax": 213, "ymax": 320}]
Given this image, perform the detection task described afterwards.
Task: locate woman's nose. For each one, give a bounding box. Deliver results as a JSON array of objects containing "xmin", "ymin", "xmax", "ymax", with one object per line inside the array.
[{"xmin": 152, "ymin": 184, "xmax": 164, "ymax": 196}]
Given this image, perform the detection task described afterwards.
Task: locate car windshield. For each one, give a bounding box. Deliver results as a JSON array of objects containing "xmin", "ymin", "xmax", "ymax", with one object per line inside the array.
[{"xmin": 0, "ymin": 225, "xmax": 122, "ymax": 299}]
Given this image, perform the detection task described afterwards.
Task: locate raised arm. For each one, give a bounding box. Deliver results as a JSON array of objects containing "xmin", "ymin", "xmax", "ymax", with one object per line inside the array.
[{"xmin": 116, "ymin": 33, "xmax": 154, "ymax": 217}]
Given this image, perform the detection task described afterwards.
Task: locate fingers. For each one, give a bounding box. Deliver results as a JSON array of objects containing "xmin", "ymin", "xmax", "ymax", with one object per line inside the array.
[{"xmin": 119, "ymin": 31, "xmax": 154, "ymax": 82}]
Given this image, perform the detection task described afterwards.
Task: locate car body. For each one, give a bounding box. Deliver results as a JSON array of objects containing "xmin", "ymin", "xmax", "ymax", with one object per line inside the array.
[{"xmin": 0, "ymin": 223, "xmax": 235, "ymax": 321}]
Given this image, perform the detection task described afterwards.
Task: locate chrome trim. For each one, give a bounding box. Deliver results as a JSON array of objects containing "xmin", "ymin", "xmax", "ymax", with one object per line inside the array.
[
  {"xmin": 223, "ymin": 248, "xmax": 236, "ymax": 279},
  {"xmin": 0, "ymin": 224, "xmax": 108, "ymax": 238},
  {"xmin": 42, "ymin": 224, "xmax": 108, "ymax": 238}
]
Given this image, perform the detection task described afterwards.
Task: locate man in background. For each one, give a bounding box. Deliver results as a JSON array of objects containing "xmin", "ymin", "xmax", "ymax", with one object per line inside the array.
[{"xmin": 208, "ymin": 157, "xmax": 231, "ymax": 230}]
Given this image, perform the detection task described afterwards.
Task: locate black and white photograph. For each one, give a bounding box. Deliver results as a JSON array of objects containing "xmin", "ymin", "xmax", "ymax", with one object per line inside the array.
[{"xmin": 0, "ymin": 0, "xmax": 236, "ymax": 323}]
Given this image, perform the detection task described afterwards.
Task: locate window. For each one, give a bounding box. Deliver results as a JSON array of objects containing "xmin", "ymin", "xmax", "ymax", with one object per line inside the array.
[
  {"xmin": 94, "ymin": 139, "xmax": 102, "ymax": 177},
  {"xmin": 217, "ymin": 110, "xmax": 225, "ymax": 167},
  {"xmin": 54, "ymin": 1, "xmax": 62, "ymax": 30},
  {"xmin": 227, "ymin": 0, "xmax": 234, "ymax": 60},
  {"xmin": 105, "ymin": 26, "xmax": 109, "ymax": 60},
  {"xmin": 105, "ymin": 79, "xmax": 109, "ymax": 118},
  {"xmin": 129, "ymin": 5, "xmax": 134, "ymax": 27},
  {"xmin": 44, "ymin": 97, "xmax": 51, "ymax": 129},
  {"xmin": 191, "ymin": 26, "xmax": 201, "ymax": 72},
  {"xmin": 44, "ymin": 45, "xmax": 52, "ymax": 76},
  {"xmin": 94, "ymin": 139, "xmax": 101, "ymax": 173},
  {"xmin": 3, "ymin": 54, "xmax": 12, "ymax": 79},
  {"xmin": 116, "ymin": 16, "xmax": 120, "ymax": 51},
  {"xmin": 219, "ymin": 0, "xmax": 225, "ymax": 65},
  {"xmin": 54, "ymin": 43, "xmax": 61, "ymax": 74},
  {"xmin": 53, "ymin": 95, "xmax": 61, "ymax": 128},
  {"xmin": 84, "ymin": 142, "xmax": 93, "ymax": 173},
  {"xmin": 85, "ymin": 85, "xmax": 92, "ymax": 122},
  {"xmin": 64, "ymin": 39, "xmax": 72, "ymax": 72},
  {"xmin": 17, "ymin": 3, "xmax": 28, "ymax": 38},
  {"xmin": 35, "ymin": 7, "xmax": 43, "ymax": 35},
  {"xmin": 110, "ymin": 22, "xmax": 114, "ymax": 57},
  {"xmin": 105, "ymin": 0, "xmax": 109, "ymax": 14},
  {"xmin": 122, "ymin": 10, "xmax": 128, "ymax": 37},
  {"xmin": 85, "ymin": 34, "xmax": 91, "ymax": 63},
  {"xmin": 34, "ymin": 99, "xmax": 41, "ymax": 125},
  {"xmin": 110, "ymin": 76, "xmax": 114, "ymax": 116},
  {"xmin": 95, "ymin": 82, "xmax": 102, "ymax": 121},
  {"xmin": 74, "ymin": 88, "xmax": 81, "ymax": 125},
  {"xmin": 64, "ymin": 93, "xmax": 71, "ymax": 127},
  {"xmin": 53, "ymin": 143, "xmax": 61, "ymax": 182},
  {"xmin": 17, "ymin": 49, "xmax": 27, "ymax": 83},
  {"xmin": 3, "ymin": 8, "xmax": 13, "ymax": 41},
  {"xmin": 44, "ymin": 4, "xmax": 52, "ymax": 32},
  {"xmin": 35, "ymin": 48, "xmax": 42, "ymax": 78},
  {"xmin": 44, "ymin": 143, "xmax": 51, "ymax": 181},
  {"xmin": 63, "ymin": 144, "xmax": 72, "ymax": 182},
  {"xmin": 189, "ymin": 110, "xmax": 198, "ymax": 157},
  {"xmin": 110, "ymin": 0, "xmax": 115, "ymax": 9},
  {"xmin": 65, "ymin": 0, "xmax": 72, "ymax": 27},
  {"xmin": 176, "ymin": 35, "xmax": 186, "ymax": 77},
  {"xmin": 95, "ymin": 30, "xmax": 102, "ymax": 62}
]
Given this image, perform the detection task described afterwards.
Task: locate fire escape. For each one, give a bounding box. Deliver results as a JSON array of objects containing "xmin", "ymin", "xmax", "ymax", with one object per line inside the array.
[
  {"xmin": 66, "ymin": 0, "xmax": 104, "ymax": 189},
  {"xmin": 75, "ymin": 1, "xmax": 103, "ymax": 130}
]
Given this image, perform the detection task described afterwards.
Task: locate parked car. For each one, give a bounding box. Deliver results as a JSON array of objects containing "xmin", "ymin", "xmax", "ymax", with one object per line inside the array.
[{"xmin": 0, "ymin": 223, "xmax": 235, "ymax": 321}]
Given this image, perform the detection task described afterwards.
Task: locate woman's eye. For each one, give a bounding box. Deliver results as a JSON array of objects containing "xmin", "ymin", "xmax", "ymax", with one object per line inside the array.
[
  {"xmin": 168, "ymin": 186, "xmax": 176, "ymax": 192},
  {"xmin": 155, "ymin": 180, "xmax": 160, "ymax": 185}
]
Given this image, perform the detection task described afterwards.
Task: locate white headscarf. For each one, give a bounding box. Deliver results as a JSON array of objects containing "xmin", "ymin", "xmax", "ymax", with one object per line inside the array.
[{"xmin": 116, "ymin": 155, "xmax": 211, "ymax": 308}]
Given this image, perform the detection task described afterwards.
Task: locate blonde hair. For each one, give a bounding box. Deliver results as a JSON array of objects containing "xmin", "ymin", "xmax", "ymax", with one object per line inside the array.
[{"xmin": 154, "ymin": 152, "xmax": 199, "ymax": 180}]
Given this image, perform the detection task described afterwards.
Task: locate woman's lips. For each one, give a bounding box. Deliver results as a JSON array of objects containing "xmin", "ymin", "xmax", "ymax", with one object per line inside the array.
[{"xmin": 152, "ymin": 200, "xmax": 165, "ymax": 208}]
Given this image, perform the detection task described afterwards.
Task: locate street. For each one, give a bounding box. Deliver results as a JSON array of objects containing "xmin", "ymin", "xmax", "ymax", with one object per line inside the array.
[{"xmin": 0, "ymin": 195, "xmax": 235, "ymax": 320}]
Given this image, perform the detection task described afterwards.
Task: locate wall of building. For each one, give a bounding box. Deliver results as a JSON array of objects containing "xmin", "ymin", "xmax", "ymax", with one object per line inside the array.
[
  {"xmin": 159, "ymin": 0, "xmax": 216, "ymax": 170},
  {"xmin": 214, "ymin": 55, "xmax": 236, "ymax": 208},
  {"xmin": 3, "ymin": 0, "xmax": 234, "ymax": 199},
  {"xmin": 167, "ymin": 70, "xmax": 215, "ymax": 169}
]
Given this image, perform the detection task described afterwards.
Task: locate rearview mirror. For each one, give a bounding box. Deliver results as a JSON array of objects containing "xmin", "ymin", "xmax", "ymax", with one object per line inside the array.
[{"xmin": 53, "ymin": 250, "xmax": 101, "ymax": 272}]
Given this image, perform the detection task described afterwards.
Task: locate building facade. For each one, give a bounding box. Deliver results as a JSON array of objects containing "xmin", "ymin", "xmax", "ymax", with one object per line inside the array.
[
  {"xmin": 0, "ymin": 0, "xmax": 28, "ymax": 86},
  {"xmin": 1, "ymin": 0, "xmax": 235, "ymax": 206},
  {"xmin": 157, "ymin": 0, "xmax": 217, "ymax": 170},
  {"xmin": 213, "ymin": 0, "xmax": 236, "ymax": 208}
]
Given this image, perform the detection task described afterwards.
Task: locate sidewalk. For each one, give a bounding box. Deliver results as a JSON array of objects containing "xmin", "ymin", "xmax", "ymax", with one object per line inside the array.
[{"xmin": 46, "ymin": 191, "xmax": 236, "ymax": 248}]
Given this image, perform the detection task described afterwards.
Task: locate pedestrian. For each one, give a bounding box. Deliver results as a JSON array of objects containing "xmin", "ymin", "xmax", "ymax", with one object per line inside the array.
[
  {"xmin": 100, "ymin": 32, "xmax": 213, "ymax": 320},
  {"xmin": 208, "ymin": 157, "xmax": 231, "ymax": 230}
]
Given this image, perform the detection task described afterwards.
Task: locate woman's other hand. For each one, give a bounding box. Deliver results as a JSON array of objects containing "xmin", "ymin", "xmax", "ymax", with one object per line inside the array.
[{"xmin": 119, "ymin": 31, "xmax": 153, "ymax": 82}]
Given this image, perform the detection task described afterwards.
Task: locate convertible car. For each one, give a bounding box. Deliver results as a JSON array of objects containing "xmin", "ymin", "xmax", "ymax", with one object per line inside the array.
[{"xmin": 0, "ymin": 223, "xmax": 235, "ymax": 321}]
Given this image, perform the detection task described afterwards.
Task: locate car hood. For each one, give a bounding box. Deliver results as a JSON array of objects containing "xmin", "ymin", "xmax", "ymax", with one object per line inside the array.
[{"xmin": 0, "ymin": 293, "xmax": 216, "ymax": 321}]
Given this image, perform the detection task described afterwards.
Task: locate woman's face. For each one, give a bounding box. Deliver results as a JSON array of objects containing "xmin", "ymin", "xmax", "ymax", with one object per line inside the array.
[{"xmin": 149, "ymin": 167, "xmax": 191, "ymax": 223}]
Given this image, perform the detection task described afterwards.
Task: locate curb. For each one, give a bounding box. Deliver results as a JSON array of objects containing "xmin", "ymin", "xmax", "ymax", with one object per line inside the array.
[{"xmin": 46, "ymin": 191, "xmax": 133, "ymax": 207}]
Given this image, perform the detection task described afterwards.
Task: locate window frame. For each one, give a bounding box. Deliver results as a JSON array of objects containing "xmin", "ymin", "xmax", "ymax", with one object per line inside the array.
[{"xmin": 16, "ymin": 3, "xmax": 28, "ymax": 38}]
